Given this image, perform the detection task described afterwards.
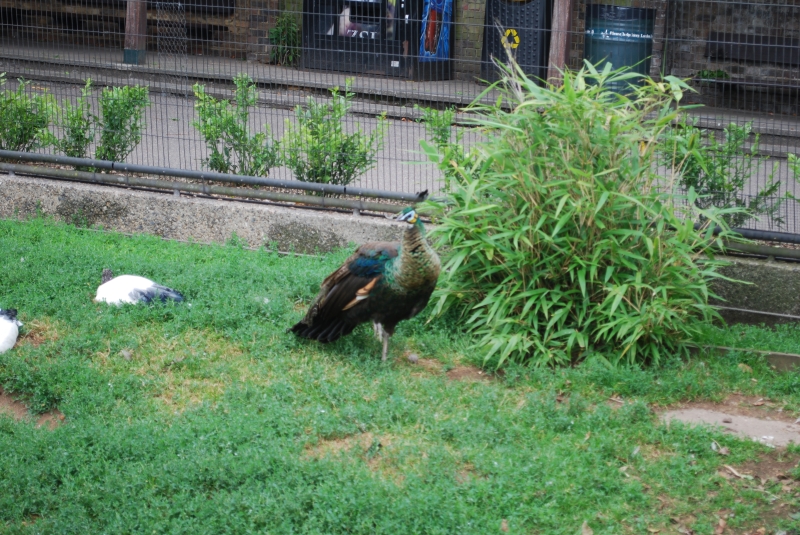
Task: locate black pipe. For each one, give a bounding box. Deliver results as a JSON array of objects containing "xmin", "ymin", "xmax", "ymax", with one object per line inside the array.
[
  {"xmin": 710, "ymin": 225, "xmax": 800, "ymax": 245},
  {"xmin": 0, "ymin": 150, "xmax": 427, "ymax": 203},
  {"xmin": 0, "ymin": 162, "xmax": 405, "ymax": 214}
]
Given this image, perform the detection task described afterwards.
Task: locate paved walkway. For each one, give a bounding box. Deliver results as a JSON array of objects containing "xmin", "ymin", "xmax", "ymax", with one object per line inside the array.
[{"xmin": 0, "ymin": 44, "xmax": 493, "ymax": 109}]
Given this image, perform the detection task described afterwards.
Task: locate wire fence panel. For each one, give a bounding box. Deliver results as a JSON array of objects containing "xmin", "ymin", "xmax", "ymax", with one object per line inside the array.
[
  {"xmin": 0, "ymin": 0, "xmax": 799, "ymax": 233},
  {"xmin": 663, "ymin": 0, "xmax": 800, "ymax": 235}
]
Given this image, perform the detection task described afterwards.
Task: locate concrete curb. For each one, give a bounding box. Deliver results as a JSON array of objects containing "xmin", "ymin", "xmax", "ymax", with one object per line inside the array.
[
  {"xmin": 713, "ymin": 255, "xmax": 800, "ymax": 325},
  {"xmin": 0, "ymin": 173, "xmax": 404, "ymax": 254}
]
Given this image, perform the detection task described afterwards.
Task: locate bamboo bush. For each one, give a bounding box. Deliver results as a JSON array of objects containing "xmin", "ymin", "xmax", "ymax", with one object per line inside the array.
[{"xmin": 423, "ymin": 62, "xmax": 742, "ymax": 368}]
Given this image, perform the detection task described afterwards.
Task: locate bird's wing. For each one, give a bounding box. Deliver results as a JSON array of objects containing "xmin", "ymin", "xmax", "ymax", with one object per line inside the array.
[
  {"xmin": 301, "ymin": 242, "xmax": 399, "ymax": 323},
  {"xmin": 129, "ymin": 284, "xmax": 184, "ymax": 304}
]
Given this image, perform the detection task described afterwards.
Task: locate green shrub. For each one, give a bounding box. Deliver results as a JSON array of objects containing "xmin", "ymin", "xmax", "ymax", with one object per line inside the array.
[
  {"xmin": 56, "ymin": 79, "xmax": 94, "ymax": 159},
  {"xmin": 790, "ymin": 153, "xmax": 800, "ymax": 181},
  {"xmin": 193, "ymin": 73, "xmax": 280, "ymax": 177},
  {"xmin": 282, "ymin": 82, "xmax": 387, "ymax": 187},
  {"xmin": 0, "ymin": 74, "xmax": 55, "ymax": 152},
  {"xmin": 661, "ymin": 119, "xmax": 781, "ymax": 228},
  {"xmin": 424, "ymin": 62, "xmax": 741, "ymax": 368},
  {"xmin": 269, "ymin": 13, "xmax": 301, "ymax": 66},
  {"xmin": 96, "ymin": 84, "xmax": 149, "ymax": 162}
]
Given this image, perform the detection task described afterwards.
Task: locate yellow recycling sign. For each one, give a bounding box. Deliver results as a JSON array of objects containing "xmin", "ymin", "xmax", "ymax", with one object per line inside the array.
[{"xmin": 501, "ymin": 28, "xmax": 520, "ymax": 49}]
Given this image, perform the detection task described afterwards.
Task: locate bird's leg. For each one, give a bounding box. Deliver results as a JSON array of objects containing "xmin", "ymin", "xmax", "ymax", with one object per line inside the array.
[
  {"xmin": 373, "ymin": 322, "xmax": 384, "ymax": 342},
  {"xmin": 381, "ymin": 330, "xmax": 390, "ymax": 362}
]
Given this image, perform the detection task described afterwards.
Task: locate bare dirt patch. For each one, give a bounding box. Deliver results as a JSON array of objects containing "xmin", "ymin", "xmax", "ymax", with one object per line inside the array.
[
  {"xmin": 305, "ymin": 432, "xmax": 395, "ymax": 460},
  {"xmin": 0, "ymin": 388, "xmax": 64, "ymax": 429},
  {"xmin": 735, "ymin": 453, "xmax": 800, "ymax": 483},
  {"xmin": 304, "ymin": 432, "xmax": 406, "ymax": 483},
  {"xmin": 446, "ymin": 365, "xmax": 494, "ymax": 382},
  {"xmin": 713, "ymin": 451, "xmax": 800, "ymax": 533},
  {"xmin": 18, "ymin": 317, "xmax": 62, "ymax": 347}
]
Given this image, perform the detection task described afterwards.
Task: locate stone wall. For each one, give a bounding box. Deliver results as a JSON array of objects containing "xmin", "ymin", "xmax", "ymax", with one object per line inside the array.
[
  {"xmin": 0, "ymin": 174, "xmax": 403, "ymax": 254},
  {"xmin": 665, "ymin": 0, "xmax": 800, "ymax": 115}
]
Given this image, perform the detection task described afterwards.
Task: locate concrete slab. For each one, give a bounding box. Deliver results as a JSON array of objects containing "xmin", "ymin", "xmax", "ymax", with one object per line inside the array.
[{"xmin": 663, "ymin": 408, "xmax": 800, "ymax": 448}]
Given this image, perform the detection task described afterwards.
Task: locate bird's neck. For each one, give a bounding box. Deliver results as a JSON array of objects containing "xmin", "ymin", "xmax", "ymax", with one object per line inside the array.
[{"xmin": 396, "ymin": 221, "xmax": 438, "ymax": 285}]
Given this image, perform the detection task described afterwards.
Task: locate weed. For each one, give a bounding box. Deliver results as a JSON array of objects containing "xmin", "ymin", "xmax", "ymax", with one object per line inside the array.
[
  {"xmin": 269, "ymin": 12, "xmax": 301, "ymax": 66},
  {"xmin": 193, "ymin": 73, "xmax": 280, "ymax": 177},
  {"xmin": 661, "ymin": 119, "xmax": 781, "ymax": 228},
  {"xmin": 95, "ymin": 84, "xmax": 149, "ymax": 163},
  {"xmin": 282, "ymin": 82, "xmax": 387, "ymax": 187},
  {"xmin": 416, "ymin": 105, "xmax": 475, "ymax": 191},
  {"xmin": 790, "ymin": 153, "xmax": 800, "ymax": 182},
  {"xmin": 696, "ymin": 69, "xmax": 730, "ymax": 80}
]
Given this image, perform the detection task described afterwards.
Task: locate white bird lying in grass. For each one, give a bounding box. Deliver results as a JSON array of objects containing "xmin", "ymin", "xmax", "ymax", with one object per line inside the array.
[
  {"xmin": 0, "ymin": 308, "xmax": 22, "ymax": 353},
  {"xmin": 95, "ymin": 269, "xmax": 184, "ymax": 305}
]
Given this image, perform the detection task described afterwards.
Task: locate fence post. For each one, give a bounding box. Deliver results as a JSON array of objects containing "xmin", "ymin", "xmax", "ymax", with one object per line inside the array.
[
  {"xmin": 124, "ymin": 0, "xmax": 149, "ymax": 65},
  {"xmin": 547, "ymin": 0, "xmax": 574, "ymax": 87}
]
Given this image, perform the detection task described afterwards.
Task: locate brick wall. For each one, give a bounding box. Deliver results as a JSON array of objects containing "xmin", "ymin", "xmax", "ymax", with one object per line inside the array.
[
  {"xmin": 665, "ymin": 0, "xmax": 800, "ymax": 114},
  {"xmin": 453, "ymin": 0, "xmax": 486, "ymax": 79}
]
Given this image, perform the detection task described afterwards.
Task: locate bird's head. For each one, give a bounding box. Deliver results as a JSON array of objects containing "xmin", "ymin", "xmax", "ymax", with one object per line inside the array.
[
  {"xmin": 0, "ymin": 308, "xmax": 21, "ymax": 327},
  {"xmin": 396, "ymin": 207, "xmax": 419, "ymax": 225}
]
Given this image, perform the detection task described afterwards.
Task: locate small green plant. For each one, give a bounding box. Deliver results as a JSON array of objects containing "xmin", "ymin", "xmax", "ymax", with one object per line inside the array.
[
  {"xmin": 56, "ymin": 79, "xmax": 94, "ymax": 159},
  {"xmin": 662, "ymin": 120, "xmax": 781, "ymax": 228},
  {"xmin": 269, "ymin": 13, "xmax": 301, "ymax": 66},
  {"xmin": 282, "ymin": 82, "xmax": 387, "ymax": 187},
  {"xmin": 696, "ymin": 69, "xmax": 730, "ymax": 80},
  {"xmin": 0, "ymin": 74, "xmax": 55, "ymax": 153},
  {"xmin": 424, "ymin": 61, "xmax": 742, "ymax": 368},
  {"xmin": 418, "ymin": 105, "xmax": 457, "ymax": 149},
  {"xmin": 193, "ymin": 73, "xmax": 280, "ymax": 177},
  {"xmin": 96, "ymin": 84, "xmax": 149, "ymax": 163},
  {"xmin": 790, "ymin": 153, "xmax": 800, "ymax": 181},
  {"xmin": 417, "ymin": 105, "xmax": 475, "ymax": 191}
]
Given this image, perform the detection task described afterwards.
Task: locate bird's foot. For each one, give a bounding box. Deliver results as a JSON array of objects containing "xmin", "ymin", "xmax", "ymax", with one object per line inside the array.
[{"xmin": 381, "ymin": 330, "xmax": 390, "ymax": 362}]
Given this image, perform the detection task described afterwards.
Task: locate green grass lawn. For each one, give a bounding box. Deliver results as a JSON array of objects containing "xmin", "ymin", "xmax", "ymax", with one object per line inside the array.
[
  {"xmin": 699, "ymin": 322, "xmax": 800, "ymax": 356},
  {"xmin": 1, "ymin": 218, "xmax": 800, "ymax": 534}
]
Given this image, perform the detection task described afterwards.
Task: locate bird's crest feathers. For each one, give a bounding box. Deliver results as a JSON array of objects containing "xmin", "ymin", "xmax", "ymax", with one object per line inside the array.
[{"xmin": 396, "ymin": 207, "xmax": 419, "ymax": 225}]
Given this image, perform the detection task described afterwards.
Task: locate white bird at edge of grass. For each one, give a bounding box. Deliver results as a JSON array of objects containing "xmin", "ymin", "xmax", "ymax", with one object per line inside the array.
[
  {"xmin": 0, "ymin": 308, "xmax": 22, "ymax": 353},
  {"xmin": 94, "ymin": 268, "xmax": 185, "ymax": 306}
]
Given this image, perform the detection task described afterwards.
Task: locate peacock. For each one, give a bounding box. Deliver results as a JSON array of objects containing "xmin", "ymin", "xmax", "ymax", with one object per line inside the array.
[
  {"xmin": 95, "ymin": 269, "xmax": 184, "ymax": 305},
  {"xmin": 290, "ymin": 207, "xmax": 441, "ymax": 361}
]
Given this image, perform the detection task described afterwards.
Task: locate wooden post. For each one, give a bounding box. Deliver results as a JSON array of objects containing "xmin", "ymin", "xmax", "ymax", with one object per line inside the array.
[
  {"xmin": 124, "ymin": 0, "xmax": 148, "ymax": 65},
  {"xmin": 547, "ymin": 0, "xmax": 575, "ymax": 86}
]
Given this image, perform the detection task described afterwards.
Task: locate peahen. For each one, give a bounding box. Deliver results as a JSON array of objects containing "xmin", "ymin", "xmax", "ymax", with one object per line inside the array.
[{"xmin": 290, "ymin": 207, "xmax": 440, "ymax": 361}]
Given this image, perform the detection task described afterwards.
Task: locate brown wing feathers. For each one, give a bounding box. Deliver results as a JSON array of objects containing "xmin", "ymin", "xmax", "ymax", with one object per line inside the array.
[
  {"xmin": 342, "ymin": 277, "xmax": 378, "ymax": 311},
  {"xmin": 291, "ymin": 268, "xmax": 379, "ymax": 343}
]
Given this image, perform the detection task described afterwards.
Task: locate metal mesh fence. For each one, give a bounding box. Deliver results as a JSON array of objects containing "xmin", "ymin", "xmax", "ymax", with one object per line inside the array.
[{"xmin": 0, "ymin": 0, "xmax": 798, "ymax": 232}]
